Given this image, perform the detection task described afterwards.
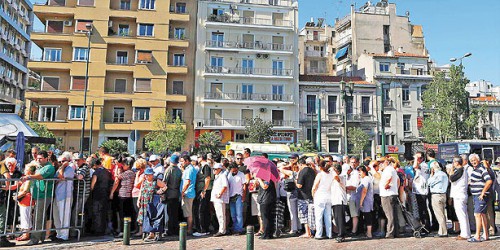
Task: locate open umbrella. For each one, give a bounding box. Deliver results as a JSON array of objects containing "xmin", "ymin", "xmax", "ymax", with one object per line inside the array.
[
  {"xmin": 244, "ymin": 156, "xmax": 280, "ymax": 183},
  {"xmin": 15, "ymin": 132, "xmax": 25, "ymax": 169}
]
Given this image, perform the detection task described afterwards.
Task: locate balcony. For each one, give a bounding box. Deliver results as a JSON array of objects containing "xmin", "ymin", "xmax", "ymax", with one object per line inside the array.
[
  {"xmin": 304, "ymin": 34, "xmax": 330, "ymax": 42},
  {"xmin": 205, "ymin": 40, "xmax": 293, "ymax": 52},
  {"xmin": 204, "ymin": 92, "xmax": 294, "ymax": 103},
  {"xmin": 306, "ymin": 67, "xmax": 328, "ymax": 74},
  {"xmin": 201, "ymin": 119, "xmax": 295, "ymax": 128},
  {"xmin": 383, "ymin": 100, "xmax": 394, "ymax": 109},
  {"xmin": 402, "ymin": 100, "xmax": 411, "ymax": 108},
  {"xmin": 336, "ymin": 36, "xmax": 352, "ymax": 48},
  {"xmin": 28, "ymin": 57, "xmax": 72, "ymax": 70},
  {"xmin": 205, "ymin": 66, "xmax": 293, "ymax": 78},
  {"xmin": 167, "ymin": 65, "xmax": 188, "ymax": 74},
  {"xmin": 206, "ymin": 14, "xmax": 293, "ymax": 28},
  {"xmin": 346, "ymin": 114, "xmax": 374, "ymax": 122},
  {"xmin": 106, "ymin": 62, "xmax": 135, "ymax": 72},
  {"xmin": 305, "ymin": 50, "xmax": 328, "ymax": 57},
  {"xmin": 222, "ymin": 0, "xmax": 293, "ymax": 7}
]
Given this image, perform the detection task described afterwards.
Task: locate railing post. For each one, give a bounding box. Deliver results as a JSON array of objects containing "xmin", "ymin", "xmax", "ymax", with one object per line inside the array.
[
  {"xmin": 246, "ymin": 225, "xmax": 254, "ymax": 250},
  {"xmin": 179, "ymin": 222, "xmax": 187, "ymax": 250},
  {"xmin": 123, "ymin": 217, "xmax": 131, "ymax": 245}
]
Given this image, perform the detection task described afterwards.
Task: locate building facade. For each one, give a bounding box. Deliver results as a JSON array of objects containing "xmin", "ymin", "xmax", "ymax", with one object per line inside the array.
[
  {"xmin": 26, "ymin": 0, "xmax": 196, "ymax": 153},
  {"xmin": 0, "ymin": 0, "xmax": 33, "ymax": 114},
  {"xmin": 471, "ymin": 96, "xmax": 500, "ymax": 140},
  {"xmin": 298, "ymin": 18, "xmax": 335, "ymax": 76},
  {"xmin": 194, "ymin": 0, "xmax": 300, "ymax": 144}
]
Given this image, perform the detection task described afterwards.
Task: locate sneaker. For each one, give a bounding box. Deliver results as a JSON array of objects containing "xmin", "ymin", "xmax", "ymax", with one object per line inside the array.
[{"xmin": 192, "ymin": 232, "xmax": 208, "ymax": 237}]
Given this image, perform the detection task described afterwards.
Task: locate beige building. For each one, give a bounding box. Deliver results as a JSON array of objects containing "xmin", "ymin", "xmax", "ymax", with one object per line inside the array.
[
  {"xmin": 298, "ymin": 18, "xmax": 335, "ymax": 76},
  {"xmin": 26, "ymin": 0, "xmax": 196, "ymax": 153},
  {"xmin": 193, "ymin": 0, "xmax": 300, "ymax": 145},
  {"xmin": 471, "ymin": 96, "xmax": 500, "ymax": 140}
]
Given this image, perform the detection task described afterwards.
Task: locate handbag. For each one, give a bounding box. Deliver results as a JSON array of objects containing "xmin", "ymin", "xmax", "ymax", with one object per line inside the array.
[{"xmin": 283, "ymin": 172, "xmax": 296, "ymax": 192}]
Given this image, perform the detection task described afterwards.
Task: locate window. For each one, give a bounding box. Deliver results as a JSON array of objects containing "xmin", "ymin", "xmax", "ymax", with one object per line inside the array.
[
  {"xmin": 42, "ymin": 77, "xmax": 59, "ymax": 91},
  {"xmin": 328, "ymin": 140, "xmax": 339, "ymax": 153},
  {"xmin": 403, "ymin": 115, "xmax": 411, "ymax": 132},
  {"xmin": 46, "ymin": 20, "xmax": 63, "ymax": 33},
  {"xmin": 383, "ymin": 25, "xmax": 390, "ymax": 35},
  {"xmin": 488, "ymin": 111, "xmax": 493, "ymax": 121},
  {"xmin": 402, "ymin": 87, "xmax": 410, "ymax": 105},
  {"xmin": 78, "ymin": 0, "xmax": 94, "ymax": 6},
  {"xmin": 361, "ymin": 96, "xmax": 370, "ymax": 114},
  {"xmin": 383, "ymin": 114, "xmax": 391, "ymax": 127},
  {"xmin": 139, "ymin": 0, "xmax": 156, "ymax": 10},
  {"xmin": 39, "ymin": 106, "xmax": 58, "ymax": 122},
  {"xmin": 379, "ymin": 63, "xmax": 390, "ymax": 72},
  {"xmin": 272, "ymin": 110, "xmax": 284, "ymax": 126},
  {"xmin": 43, "ymin": 48, "xmax": 61, "ymax": 62},
  {"xmin": 172, "ymin": 109, "xmax": 183, "ymax": 121},
  {"xmin": 72, "ymin": 76, "xmax": 86, "ymax": 90},
  {"xmin": 115, "ymin": 79, "xmax": 126, "ymax": 92},
  {"xmin": 136, "ymin": 50, "xmax": 152, "ymax": 63},
  {"xmin": 272, "ymin": 85, "xmax": 283, "ymax": 101},
  {"xmin": 242, "ymin": 84, "xmax": 253, "ymax": 100},
  {"xmin": 346, "ymin": 97, "xmax": 353, "ymax": 115},
  {"xmin": 210, "ymin": 57, "xmax": 223, "ymax": 70},
  {"xmin": 134, "ymin": 107, "xmax": 150, "ymax": 121},
  {"xmin": 175, "ymin": 3, "xmax": 186, "ymax": 13},
  {"xmin": 135, "ymin": 78, "xmax": 151, "ymax": 92},
  {"xmin": 306, "ymin": 128, "xmax": 317, "ymax": 145},
  {"xmin": 69, "ymin": 106, "xmax": 86, "ymax": 120},
  {"xmin": 397, "ymin": 62, "xmax": 405, "ymax": 71},
  {"xmin": 384, "ymin": 88, "xmax": 391, "ymax": 101},
  {"xmin": 306, "ymin": 95, "xmax": 316, "ymax": 114},
  {"xmin": 272, "ymin": 60, "xmax": 284, "ymax": 75},
  {"xmin": 120, "ymin": 0, "xmax": 131, "ymax": 10},
  {"xmin": 76, "ymin": 20, "xmax": 92, "ymax": 32},
  {"xmin": 327, "ymin": 96, "xmax": 337, "ymax": 114},
  {"xmin": 172, "ymin": 81, "xmax": 183, "ymax": 94},
  {"xmin": 241, "ymin": 109, "xmax": 253, "ymax": 124},
  {"xmin": 113, "ymin": 107, "xmax": 125, "ymax": 123},
  {"xmin": 118, "ymin": 24, "xmax": 130, "ymax": 36},
  {"xmin": 116, "ymin": 51, "xmax": 128, "ymax": 64},
  {"xmin": 174, "ymin": 28, "xmax": 185, "ymax": 39},
  {"xmin": 242, "ymin": 59, "xmax": 254, "ymax": 74},
  {"xmin": 73, "ymin": 47, "xmax": 89, "ymax": 61},
  {"xmin": 212, "ymin": 8, "xmax": 224, "ymax": 16},
  {"xmin": 416, "ymin": 86, "xmax": 422, "ymax": 101},
  {"xmin": 211, "ymin": 32, "xmax": 224, "ymax": 46},
  {"xmin": 173, "ymin": 54, "xmax": 185, "ymax": 66},
  {"xmin": 138, "ymin": 24, "xmax": 154, "ymax": 36}
]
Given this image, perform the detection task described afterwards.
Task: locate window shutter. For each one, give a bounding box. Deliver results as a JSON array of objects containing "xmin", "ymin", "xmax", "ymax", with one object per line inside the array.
[
  {"xmin": 72, "ymin": 76, "xmax": 85, "ymax": 90},
  {"xmin": 137, "ymin": 51, "xmax": 152, "ymax": 63},
  {"xmin": 78, "ymin": 0, "xmax": 94, "ymax": 6},
  {"xmin": 49, "ymin": 0, "xmax": 65, "ymax": 6},
  {"xmin": 115, "ymin": 79, "xmax": 126, "ymax": 92},
  {"xmin": 135, "ymin": 79, "xmax": 151, "ymax": 92},
  {"xmin": 42, "ymin": 77, "xmax": 59, "ymax": 91},
  {"xmin": 76, "ymin": 20, "xmax": 92, "ymax": 32},
  {"xmin": 47, "ymin": 21, "xmax": 63, "ymax": 33}
]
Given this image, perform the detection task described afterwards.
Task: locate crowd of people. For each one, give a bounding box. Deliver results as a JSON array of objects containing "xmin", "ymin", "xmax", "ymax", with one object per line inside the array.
[{"xmin": 0, "ymin": 146, "xmax": 499, "ymax": 247}]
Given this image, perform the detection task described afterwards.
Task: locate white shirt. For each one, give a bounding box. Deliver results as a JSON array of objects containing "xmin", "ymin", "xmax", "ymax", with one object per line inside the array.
[
  {"xmin": 345, "ymin": 168, "xmax": 360, "ymax": 200},
  {"xmin": 331, "ymin": 171, "xmax": 347, "ymax": 205},
  {"xmin": 227, "ymin": 171, "xmax": 247, "ymax": 197},
  {"xmin": 341, "ymin": 163, "xmax": 350, "ymax": 176},
  {"xmin": 313, "ymin": 171, "xmax": 333, "ymax": 204},
  {"xmin": 211, "ymin": 172, "xmax": 229, "ymax": 204},
  {"xmin": 450, "ymin": 167, "xmax": 468, "ymax": 199},
  {"xmin": 412, "ymin": 163, "xmax": 429, "ymax": 195},
  {"xmin": 379, "ymin": 166, "xmax": 399, "ymax": 197}
]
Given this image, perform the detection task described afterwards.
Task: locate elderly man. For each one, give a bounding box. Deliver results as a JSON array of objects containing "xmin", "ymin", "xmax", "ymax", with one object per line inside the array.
[
  {"xmin": 180, "ymin": 155, "xmax": 197, "ymax": 235},
  {"xmin": 52, "ymin": 152, "xmax": 75, "ymax": 241},
  {"xmin": 379, "ymin": 157, "xmax": 399, "ymax": 238},
  {"xmin": 163, "ymin": 154, "xmax": 182, "ymax": 235},
  {"xmin": 345, "ymin": 156, "xmax": 361, "ymax": 235},
  {"xmin": 0, "ymin": 157, "xmax": 14, "ymax": 247},
  {"xmin": 149, "ymin": 155, "xmax": 164, "ymax": 180},
  {"xmin": 428, "ymin": 161, "xmax": 449, "ymax": 237},
  {"xmin": 71, "ymin": 153, "xmax": 91, "ymax": 233},
  {"xmin": 30, "ymin": 146, "xmax": 40, "ymax": 163},
  {"xmin": 341, "ymin": 155, "xmax": 350, "ymax": 176},
  {"xmin": 467, "ymin": 154, "xmax": 493, "ymax": 243},
  {"xmin": 412, "ymin": 151, "xmax": 431, "ymax": 231},
  {"xmin": 449, "ymin": 156, "xmax": 470, "ymax": 240},
  {"xmin": 211, "ymin": 163, "xmax": 229, "ymax": 237},
  {"xmin": 461, "ymin": 153, "xmax": 476, "ymax": 231}
]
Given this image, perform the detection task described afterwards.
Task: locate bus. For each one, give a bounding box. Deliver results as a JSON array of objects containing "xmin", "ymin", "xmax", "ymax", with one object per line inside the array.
[{"xmin": 438, "ymin": 140, "xmax": 500, "ymax": 163}]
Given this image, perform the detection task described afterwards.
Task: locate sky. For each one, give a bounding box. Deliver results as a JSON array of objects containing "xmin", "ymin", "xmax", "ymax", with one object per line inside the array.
[
  {"xmin": 29, "ymin": 0, "xmax": 500, "ymax": 84},
  {"xmin": 299, "ymin": 0, "xmax": 500, "ymax": 85}
]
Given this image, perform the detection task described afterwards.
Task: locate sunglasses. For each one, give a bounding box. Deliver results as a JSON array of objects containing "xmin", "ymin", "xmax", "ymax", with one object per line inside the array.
[{"xmin": 236, "ymin": 158, "xmax": 242, "ymax": 160}]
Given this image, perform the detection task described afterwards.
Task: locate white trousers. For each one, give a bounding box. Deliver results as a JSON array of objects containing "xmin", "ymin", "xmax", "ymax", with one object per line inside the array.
[
  {"xmin": 213, "ymin": 202, "xmax": 227, "ymax": 234},
  {"xmin": 453, "ymin": 197, "xmax": 471, "ymax": 238},
  {"xmin": 53, "ymin": 197, "xmax": 73, "ymax": 240},
  {"xmin": 19, "ymin": 205, "xmax": 32, "ymax": 230}
]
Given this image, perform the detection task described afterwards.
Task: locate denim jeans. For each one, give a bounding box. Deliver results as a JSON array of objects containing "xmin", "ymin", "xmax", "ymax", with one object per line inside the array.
[
  {"xmin": 229, "ymin": 195, "xmax": 243, "ymax": 233},
  {"xmin": 314, "ymin": 201, "xmax": 332, "ymax": 238}
]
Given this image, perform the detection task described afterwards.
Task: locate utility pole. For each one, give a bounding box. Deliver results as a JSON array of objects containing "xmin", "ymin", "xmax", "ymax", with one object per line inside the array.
[
  {"xmin": 316, "ymin": 98, "xmax": 321, "ymax": 151},
  {"xmin": 380, "ymin": 83, "xmax": 386, "ymax": 156},
  {"xmin": 89, "ymin": 101, "xmax": 95, "ymax": 153}
]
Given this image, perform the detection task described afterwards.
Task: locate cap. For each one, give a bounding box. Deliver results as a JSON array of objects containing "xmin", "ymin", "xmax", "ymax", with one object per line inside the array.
[
  {"xmin": 144, "ymin": 167, "xmax": 154, "ymax": 175},
  {"xmin": 332, "ymin": 156, "xmax": 341, "ymax": 162},
  {"xmin": 306, "ymin": 157, "xmax": 314, "ymax": 164},
  {"xmin": 289, "ymin": 153, "xmax": 299, "ymax": 159},
  {"xmin": 170, "ymin": 155, "xmax": 179, "ymax": 164},
  {"xmin": 73, "ymin": 153, "xmax": 82, "ymax": 160},
  {"xmin": 213, "ymin": 163, "xmax": 223, "ymax": 169},
  {"xmin": 149, "ymin": 155, "xmax": 159, "ymax": 162},
  {"xmin": 190, "ymin": 155, "xmax": 198, "ymax": 162},
  {"xmin": 207, "ymin": 153, "xmax": 213, "ymax": 159}
]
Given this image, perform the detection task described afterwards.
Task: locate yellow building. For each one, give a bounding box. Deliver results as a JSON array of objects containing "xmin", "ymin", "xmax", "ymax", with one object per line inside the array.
[{"xmin": 25, "ymin": 0, "xmax": 196, "ymax": 153}]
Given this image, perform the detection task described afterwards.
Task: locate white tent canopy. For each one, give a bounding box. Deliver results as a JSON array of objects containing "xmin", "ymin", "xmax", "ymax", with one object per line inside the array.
[{"xmin": 0, "ymin": 114, "xmax": 38, "ymax": 141}]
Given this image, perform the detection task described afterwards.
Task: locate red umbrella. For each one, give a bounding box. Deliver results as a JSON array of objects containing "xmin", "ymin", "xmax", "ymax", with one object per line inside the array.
[{"xmin": 244, "ymin": 156, "xmax": 280, "ymax": 183}]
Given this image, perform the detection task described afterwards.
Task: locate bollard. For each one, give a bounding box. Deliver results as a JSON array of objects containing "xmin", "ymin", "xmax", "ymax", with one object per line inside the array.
[
  {"xmin": 179, "ymin": 222, "xmax": 187, "ymax": 250},
  {"xmin": 246, "ymin": 225, "xmax": 254, "ymax": 250},
  {"xmin": 123, "ymin": 217, "xmax": 131, "ymax": 245}
]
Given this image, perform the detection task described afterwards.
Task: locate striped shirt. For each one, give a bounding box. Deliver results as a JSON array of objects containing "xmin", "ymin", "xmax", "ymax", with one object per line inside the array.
[
  {"xmin": 118, "ymin": 170, "xmax": 136, "ymax": 198},
  {"xmin": 469, "ymin": 164, "xmax": 491, "ymax": 196},
  {"xmin": 74, "ymin": 164, "xmax": 91, "ymax": 197}
]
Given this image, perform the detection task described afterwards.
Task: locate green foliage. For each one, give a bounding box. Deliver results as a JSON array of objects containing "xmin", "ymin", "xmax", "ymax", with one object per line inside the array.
[
  {"xmin": 421, "ymin": 65, "xmax": 484, "ymax": 143},
  {"xmin": 100, "ymin": 139, "xmax": 128, "ymax": 155},
  {"xmin": 27, "ymin": 121, "xmax": 59, "ymax": 151},
  {"xmin": 348, "ymin": 127, "xmax": 369, "ymax": 157},
  {"xmin": 196, "ymin": 131, "xmax": 222, "ymax": 154},
  {"xmin": 290, "ymin": 140, "xmax": 316, "ymax": 153},
  {"xmin": 244, "ymin": 117, "xmax": 274, "ymax": 143},
  {"xmin": 144, "ymin": 113, "xmax": 186, "ymax": 154}
]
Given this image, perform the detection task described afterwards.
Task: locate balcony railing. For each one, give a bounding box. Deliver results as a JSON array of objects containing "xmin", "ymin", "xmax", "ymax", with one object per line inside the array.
[
  {"xmin": 209, "ymin": 0, "xmax": 293, "ymax": 7},
  {"xmin": 204, "ymin": 92, "xmax": 293, "ymax": 102},
  {"xmin": 346, "ymin": 114, "xmax": 374, "ymax": 122},
  {"xmin": 205, "ymin": 66, "xmax": 293, "ymax": 76},
  {"xmin": 203, "ymin": 119, "xmax": 294, "ymax": 127},
  {"xmin": 305, "ymin": 50, "xmax": 328, "ymax": 57},
  {"xmin": 384, "ymin": 100, "xmax": 394, "ymax": 108},
  {"xmin": 206, "ymin": 40, "xmax": 293, "ymax": 51},
  {"xmin": 336, "ymin": 36, "xmax": 352, "ymax": 48},
  {"xmin": 102, "ymin": 118, "xmax": 133, "ymax": 124},
  {"xmin": 402, "ymin": 100, "xmax": 411, "ymax": 107},
  {"xmin": 306, "ymin": 67, "xmax": 327, "ymax": 74},
  {"xmin": 207, "ymin": 14, "xmax": 293, "ymax": 27},
  {"xmin": 304, "ymin": 34, "xmax": 330, "ymax": 42}
]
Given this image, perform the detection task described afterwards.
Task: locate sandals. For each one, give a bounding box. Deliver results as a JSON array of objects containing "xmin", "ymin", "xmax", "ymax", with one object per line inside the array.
[
  {"xmin": 16, "ymin": 233, "xmax": 30, "ymax": 241},
  {"xmin": 467, "ymin": 237, "xmax": 482, "ymax": 243},
  {"xmin": 254, "ymin": 232, "xmax": 263, "ymax": 236}
]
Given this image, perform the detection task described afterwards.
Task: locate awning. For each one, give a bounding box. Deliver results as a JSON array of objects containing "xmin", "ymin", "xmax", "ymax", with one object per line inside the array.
[
  {"xmin": 335, "ymin": 46, "xmax": 349, "ymax": 59},
  {"xmin": 0, "ymin": 114, "xmax": 38, "ymax": 140}
]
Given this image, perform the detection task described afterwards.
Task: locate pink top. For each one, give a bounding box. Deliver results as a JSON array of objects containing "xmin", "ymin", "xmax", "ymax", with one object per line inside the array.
[{"xmin": 132, "ymin": 172, "xmax": 145, "ymax": 198}]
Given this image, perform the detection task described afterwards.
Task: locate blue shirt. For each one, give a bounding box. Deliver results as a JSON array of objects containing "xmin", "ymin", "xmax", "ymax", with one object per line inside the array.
[
  {"xmin": 180, "ymin": 165, "xmax": 197, "ymax": 199},
  {"xmin": 428, "ymin": 170, "xmax": 448, "ymax": 194}
]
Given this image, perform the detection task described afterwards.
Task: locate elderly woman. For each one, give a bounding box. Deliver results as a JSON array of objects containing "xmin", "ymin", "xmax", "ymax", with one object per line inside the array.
[
  {"xmin": 5, "ymin": 157, "xmax": 21, "ymax": 232},
  {"xmin": 428, "ymin": 161, "xmax": 449, "ymax": 237},
  {"xmin": 132, "ymin": 158, "xmax": 147, "ymax": 236},
  {"xmin": 110, "ymin": 157, "xmax": 137, "ymax": 237},
  {"xmin": 137, "ymin": 167, "xmax": 166, "ymax": 241}
]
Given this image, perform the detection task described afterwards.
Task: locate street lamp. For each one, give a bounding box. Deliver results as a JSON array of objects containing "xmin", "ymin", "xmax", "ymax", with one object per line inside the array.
[
  {"xmin": 316, "ymin": 90, "xmax": 326, "ymax": 151},
  {"xmin": 450, "ymin": 52, "xmax": 472, "ymax": 66},
  {"xmin": 340, "ymin": 80, "xmax": 354, "ymax": 155},
  {"xmin": 79, "ymin": 23, "xmax": 93, "ymax": 158},
  {"xmin": 449, "ymin": 52, "xmax": 472, "ymax": 139}
]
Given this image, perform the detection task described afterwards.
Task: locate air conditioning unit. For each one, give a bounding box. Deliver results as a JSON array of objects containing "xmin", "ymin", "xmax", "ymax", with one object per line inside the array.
[
  {"xmin": 256, "ymin": 53, "xmax": 262, "ymax": 59},
  {"xmin": 259, "ymin": 108, "xmax": 267, "ymax": 113},
  {"xmin": 64, "ymin": 20, "xmax": 73, "ymax": 26},
  {"xmin": 108, "ymin": 20, "xmax": 113, "ymax": 27}
]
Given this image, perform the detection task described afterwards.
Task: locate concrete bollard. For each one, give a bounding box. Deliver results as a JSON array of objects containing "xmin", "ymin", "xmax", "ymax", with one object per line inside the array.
[
  {"xmin": 179, "ymin": 222, "xmax": 187, "ymax": 250},
  {"xmin": 246, "ymin": 225, "xmax": 254, "ymax": 250},
  {"xmin": 123, "ymin": 217, "xmax": 131, "ymax": 245}
]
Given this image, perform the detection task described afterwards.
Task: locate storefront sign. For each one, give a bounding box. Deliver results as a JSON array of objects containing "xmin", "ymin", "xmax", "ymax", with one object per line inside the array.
[
  {"xmin": 0, "ymin": 103, "xmax": 15, "ymax": 113},
  {"xmin": 270, "ymin": 132, "xmax": 295, "ymax": 143},
  {"xmin": 376, "ymin": 145, "xmax": 405, "ymax": 154}
]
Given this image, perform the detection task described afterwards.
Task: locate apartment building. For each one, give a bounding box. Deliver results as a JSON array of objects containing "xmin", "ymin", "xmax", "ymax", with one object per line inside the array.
[
  {"xmin": 26, "ymin": 0, "xmax": 196, "ymax": 153},
  {"xmin": 0, "ymin": 0, "xmax": 32, "ymax": 114},
  {"xmin": 298, "ymin": 18, "xmax": 335, "ymax": 76},
  {"xmin": 471, "ymin": 96, "xmax": 500, "ymax": 140},
  {"xmin": 194, "ymin": 0, "xmax": 300, "ymax": 144}
]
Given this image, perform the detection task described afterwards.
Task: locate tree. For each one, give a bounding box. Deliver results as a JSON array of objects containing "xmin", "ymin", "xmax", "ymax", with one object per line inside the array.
[
  {"xmin": 144, "ymin": 113, "xmax": 186, "ymax": 154},
  {"xmin": 290, "ymin": 140, "xmax": 316, "ymax": 153},
  {"xmin": 348, "ymin": 127, "xmax": 369, "ymax": 157},
  {"xmin": 421, "ymin": 65, "xmax": 484, "ymax": 143},
  {"xmin": 244, "ymin": 117, "xmax": 274, "ymax": 143},
  {"xmin": 196, "ymin": 131, "xmax": 222, "ymax": 154},
  {"xmin": 100, "ymin": 139, "xmax": 128, "ymax": 155},
  {"xmin": 27, "ymin": 121, "xmax": 60, "ymax": 151}
]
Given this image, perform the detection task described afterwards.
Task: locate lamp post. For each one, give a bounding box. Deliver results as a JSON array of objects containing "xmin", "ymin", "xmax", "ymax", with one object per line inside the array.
[
  {"xmin": 316, "ymin": 90, "xmax": 326, "ymax": 151},
  {"xmin": 340, "ymin": 80, "xmax": 354, "ymax": 155},
  {"xmin": 379, "ymin": 83, "xmax": 386, "ymax": 156},
  {"xmin": 449, "ymin": 52, "xmax": 472, "ymax": 139},
  {"xmin": 79, "ymin": 23, "xmax": 93, "ymax": 158}
]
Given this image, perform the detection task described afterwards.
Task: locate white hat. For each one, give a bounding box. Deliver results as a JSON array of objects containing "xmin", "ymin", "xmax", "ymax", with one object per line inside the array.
[
  {"xmin": 213, "ymin": 163, "xmax": 223, "ymax": 169},
  {"xmin": 332, "ymin": 156, "xmax": 341, "ymax": 162},
  {"xmin": 190, "ymin": 155, "xmax": 198, "ymax": 162},
  {"xmin": 306, "ymin": 157, "xmax": 314, "ymax": 164},
  {"xmin": 207, "ymin": 153, "xmax": 213, "ymax": 159},
  {"xmin": 149, "ymin": 155, "xmax": 159, "ymax": 162}
]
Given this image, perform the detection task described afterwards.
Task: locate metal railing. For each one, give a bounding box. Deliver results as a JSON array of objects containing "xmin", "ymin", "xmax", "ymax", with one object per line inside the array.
[
  {"xmin": 306, "ymin": 67, "xmax": 328, "ymax": 74},
  {"xmin": 205, "ymin": 65, "xmax": 293, "ymax": 76},
  {"xmin": 203, "ymin": 119, "xmax": 294, "ymax": 127},
  {"xmin": 204, "ymin": 92, "xmax": 293, "ymax": 102},
  {"xmin": 209, "ymin": 0, "xmax": 293, "ymax": 7},
  {"xmin": 346, "ymin": 113, "xmax": 374, "ymax": 122},
  {"xmin": 207, "ymin": 14, "xmax": 293, "ymax": 27},
  {"xmin": 206, "ymin": 40, "xmax": 293, "ymax": 51},
  {"xmin": 305, "ymin": 50, "xmax": 328, "ymax": 57},
  {"xmin": 304, "ymin": 34, "xmax": 330, "ymax": 42}
]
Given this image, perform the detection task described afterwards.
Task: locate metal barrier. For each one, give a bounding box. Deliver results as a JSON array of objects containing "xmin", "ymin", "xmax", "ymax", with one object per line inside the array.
[{"xmin": 0, "ymin": 177, "xmax": 88, "ymax": 242}]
